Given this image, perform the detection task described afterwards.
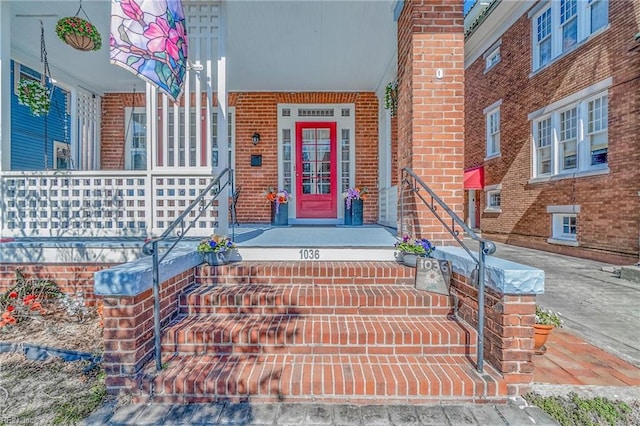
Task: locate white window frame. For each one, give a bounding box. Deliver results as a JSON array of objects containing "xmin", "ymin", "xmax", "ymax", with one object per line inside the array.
[
  {"xmin": 211, "ymin": 108, "xmax": 236, "ymax": 173},
  {"xmin": 530, "ymin": 0, "xmax": 609, "ymax": 72},
  {"xmin": 558, "ymin": 105, "xmax": 578, "ymax": 172},
  {"xmin": 483, "ymin": 40, "xmax": 502, "ymax": 72},
  {"xmin": 484, "ymin": 100, "xmax": 502, "ymax": 159},
  {"xmin": 53, "ymin": 141, "xmax": 71, "ymax": 170},
  {"xmin": 124, "ymin": 107, "xmax": 148, "ymax": 170},
  {"xmin": 547, "ymin": 205, "xmax": 580, "ymax": 245},
  {"xmin": 530, "ymin": 80, "xmax": 609, "ymax": 181},
  {"xmin": 484, "ymin": 183, "xmax": 502, "ymax": 213}
]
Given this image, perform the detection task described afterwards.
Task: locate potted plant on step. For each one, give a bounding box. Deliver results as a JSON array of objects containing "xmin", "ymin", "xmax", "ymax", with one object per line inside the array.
[
  {"xmin": 394, "ymin": 236, "xmax": 436, "ymax": 267},
  {"xmin": 196, "ymin": 234, "xmax": 236, "ymax": 266},
  {"xmin": 265, "ymin": 187, "xmax": 290, "ymax": 226},
  {"xmin": 534, "ymin": 305, "xmax": 563, "ymax": 355},
  {"xmin": 343, "ymin": 187, "xmax": 368, "ymax": 226}
]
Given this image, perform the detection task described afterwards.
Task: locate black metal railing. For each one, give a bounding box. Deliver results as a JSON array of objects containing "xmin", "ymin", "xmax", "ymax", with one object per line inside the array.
[
  {"xmin": 401, "ymin": 167, "xmax": 496, "ymax": 373},
  {"xmin": 142, "ymin": 167, "xmax": 234, "ymax": 371}
]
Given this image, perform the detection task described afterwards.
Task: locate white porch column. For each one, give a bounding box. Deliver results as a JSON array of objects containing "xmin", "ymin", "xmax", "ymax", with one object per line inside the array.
[
  {"xmin": 216, "ymin": 0, "xmax": 229, "ymax": 235},
  {"xmin": 0, "ymin": 1, "xmax": 11, "ymax": 171}
]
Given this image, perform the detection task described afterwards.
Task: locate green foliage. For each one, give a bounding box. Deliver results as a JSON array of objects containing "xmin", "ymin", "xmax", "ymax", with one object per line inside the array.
[
  {"xmin": 55, "ymin": 16, "xmax": 102, "ymax": 51},
  {"xmin": 535, "ymin": 305, "xmax": 563, "ymax": 327},
  {"xmin": 384, "ymin": 81, "xmax": 398, "ymax": 117},
  {"xmin": 17, "ymin": 79, "xmax": 51, "ymax": 116},
  {"xmin": 524, "ymin": 392, "xmax": 633, "ymax": 426},
  {"xmin": 0, "ymin": 269, "xmax": 62, "ymax": 312}
]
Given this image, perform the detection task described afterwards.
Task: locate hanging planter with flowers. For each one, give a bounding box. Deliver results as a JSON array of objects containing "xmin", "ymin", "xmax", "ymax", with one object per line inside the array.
[
  {"xmin": 17, "ymin": 79, "xmax": 51, "ymax": 117},
  {"xmin": 56, "ymin": 16, "xmax": 102, "ymax": 51},
  {"xmin": 56, "ymin": 1, "xmax": 102, "ymax": 52}
]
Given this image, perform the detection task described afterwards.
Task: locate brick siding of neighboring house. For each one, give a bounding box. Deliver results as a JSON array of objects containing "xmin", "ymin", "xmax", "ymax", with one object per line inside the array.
[
  {"xmin": 465, "ymin": 1, "xmax": 640, "ymax": 264},
  {"xmin": 101, "ymin": 92, "xmax": 379, "ymax": 224}
]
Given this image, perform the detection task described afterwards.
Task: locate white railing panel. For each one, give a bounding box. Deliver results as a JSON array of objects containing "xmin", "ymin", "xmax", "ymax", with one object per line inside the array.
[
  {"xmin": 0, "ymin": 170, "xmax": 222, "ymax": 238},
  {"xmin": 151, "ymin": 173, "xmax": 220, "ymax": 237}
]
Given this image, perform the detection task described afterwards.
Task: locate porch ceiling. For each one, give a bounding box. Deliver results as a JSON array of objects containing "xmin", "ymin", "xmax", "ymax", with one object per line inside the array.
[{"xmin": 8, "ymin": 0, "xmax": 397, "ymax": 95}]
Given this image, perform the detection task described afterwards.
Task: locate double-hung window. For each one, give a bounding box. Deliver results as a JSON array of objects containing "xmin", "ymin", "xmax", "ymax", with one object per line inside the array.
[
  {"xmin": 560, "ymin": 0, "xmax": 578, "ymax": 52},
  {"xmin": 530, "ymin": 81, "xmax": 609, "ymax": 179},
  {"xmin": 530, "ymin": 0, "xmax": 609, "ymax": 71},
  {"xmin": 559, "ymin": 107, "xmax": 577, "ymax": 171},
  {"xmin": 535, "ymin": 7, "xmax": 552, "ymax": 68},
  {"xmin": 587, "ymin": 94, "xmax": 608, "ymax": 165},
  {"xmin": 124, "ymin": 108, "xmax": 147, "ymax": 170},
  {"xmin": 484, "ymin": 101, "xmax": 501, "ymax": 158},
  {"xmin": 535, "ymin": 117, "xmax": 552, "ymax": 176}
]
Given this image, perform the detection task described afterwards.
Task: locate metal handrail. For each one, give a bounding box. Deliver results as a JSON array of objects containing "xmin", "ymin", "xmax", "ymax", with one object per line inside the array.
[
  {"xmin": 142, "ymin": 167, "xmax": 234, "ymax": 371},
  {"xmin": 401, "ymin": 167, "xmax": 495, "ymax": 373}
]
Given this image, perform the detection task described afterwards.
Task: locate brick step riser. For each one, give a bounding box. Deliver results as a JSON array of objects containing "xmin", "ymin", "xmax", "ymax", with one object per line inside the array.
[
  {"xmin": 196, "ymin": 277, "xmax": 415, "ymax": 286},
  {"xmin": 179, "ymin": 305, "xmax": 451, "ymax": 316},
  {"xmin": 160, "ymin": 343, "xmax": 474, "ymax": 357},
  {"xmin": 142, "ymin": 354, "xmax": 503, "ymax": 403},
  {"xmin": 162, "ymin": 328, "xmax": 474, "ymax": 351}
]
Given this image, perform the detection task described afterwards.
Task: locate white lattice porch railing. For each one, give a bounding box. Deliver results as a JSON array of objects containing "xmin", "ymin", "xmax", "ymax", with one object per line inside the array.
[{"xmin": 0, "ymin": 170, "xmax": 221, "ymax": 238}]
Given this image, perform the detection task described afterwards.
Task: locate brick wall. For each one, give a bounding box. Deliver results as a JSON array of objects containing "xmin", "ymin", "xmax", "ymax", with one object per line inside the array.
[
  {"xmin": 450, "ymin": 271, "xmax": 535, "ymax": 396},
  {"xmin": 0, "ymin": 264, "xmax": 115, "ymax": 305},
  {"xmin": 397, "ymin": 0, "xmax": 466, "ymax": 244},
  {"xmin": 465, "ymin": 2, "xmax": 640, "ymax": 263},
  {"xmin": 100, "ymin": 92, "xmax": 379, "ymax": 223},
  {"xmin": 233, "ymin": 92, "xmax": 379, "ymax": 224},
  {"xmin": 102, "ymin": 268, "xmax": 195, "ymax": 394}
]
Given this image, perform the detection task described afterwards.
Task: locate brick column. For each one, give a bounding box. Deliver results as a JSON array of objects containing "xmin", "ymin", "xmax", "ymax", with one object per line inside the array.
[{"xmin": 397, "ymin": 0, "xmax": 465, "ymax": 244}]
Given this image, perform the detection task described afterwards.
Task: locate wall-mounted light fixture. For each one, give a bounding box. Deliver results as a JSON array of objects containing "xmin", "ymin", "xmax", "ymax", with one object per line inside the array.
[{"xmin": 252, "ymin": 132, "xmax": 261, "ymax": 145}]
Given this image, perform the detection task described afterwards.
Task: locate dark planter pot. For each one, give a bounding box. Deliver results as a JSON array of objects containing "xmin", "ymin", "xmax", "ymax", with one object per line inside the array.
[
  {"xmin": 201, "ymin": 251, "xmax": 230, "ymax": 266},
  {"xmin": 344, "ymin": 199, "xmax": 363, "ymax": 226},
  {"xmin": 271, "ymin": 202, "xmax": 289, "ymax": 226}
]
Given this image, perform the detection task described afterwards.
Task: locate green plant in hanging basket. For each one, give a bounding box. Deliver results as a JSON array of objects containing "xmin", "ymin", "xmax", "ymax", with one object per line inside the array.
[
  {"xmin": 55, "ymin": 16, "xmax": 102, "ymax": 51},
  {"xmin": 17, "ymin": 79, "xmax": 51, "ymax": 116},
  {"xmin": 384, "ymin": 81, "xmax": 398, "ymax": 117}
]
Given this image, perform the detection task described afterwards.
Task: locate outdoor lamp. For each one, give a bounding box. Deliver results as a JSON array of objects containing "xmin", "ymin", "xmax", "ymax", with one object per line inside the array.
[{"xmin": 252, "ymin": 132, "xmax": 261, "ymax": 145}]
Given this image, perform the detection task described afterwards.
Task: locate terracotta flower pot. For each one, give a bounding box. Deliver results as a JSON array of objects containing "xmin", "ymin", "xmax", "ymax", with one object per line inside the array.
[{"xmin": 533, "ymin": 324, "xmax": 554, "ymax": 354}]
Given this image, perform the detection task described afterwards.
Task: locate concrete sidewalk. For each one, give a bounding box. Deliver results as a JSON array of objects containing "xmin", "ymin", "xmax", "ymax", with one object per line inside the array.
[
  {"xmin": 84, "ymin": 400, "xmax": 558, "ymax": 425},
  {"xmin": 464, "ymin": 239, "xmax": 640, "ymax": 367}
]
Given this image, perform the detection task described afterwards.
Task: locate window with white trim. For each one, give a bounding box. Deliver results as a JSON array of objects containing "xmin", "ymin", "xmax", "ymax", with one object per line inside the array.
[
  {"xmin": 486, "ymin": 107, "xmax": 500, "ymax": 157},
  {"xmin": 484, "ymin": 184, "xmax": 502, "ymax": 213},
  {"xmin": 559, "ymin": 106, "xmax": 577, "ymax": 171},
  {"xmin": 531, "ymin": 0, "xmax": 609, "ymax": 71},
  {"xmin": 124, "ymin": 108, "xmax": 147, "ymax": 170},
  {"xmin": 588, "ymin": 94, "xmax": 608, "ymax": 165},
  {"xmin": 531, "ymin": 91, "xmax": 608, "ymax": 178},
  {"xmin": 552, "ymin": 214, "xmax": 577, "ymax": 241},
  {"xmin": 485, "ymin": 47, "xmax": 501, "ymax": 71}
]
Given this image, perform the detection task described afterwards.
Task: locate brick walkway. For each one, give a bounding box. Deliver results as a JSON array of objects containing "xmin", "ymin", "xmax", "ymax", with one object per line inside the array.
[{"xmin": 532, "ymin": 328, "xmax": 640, "ymax": 387}]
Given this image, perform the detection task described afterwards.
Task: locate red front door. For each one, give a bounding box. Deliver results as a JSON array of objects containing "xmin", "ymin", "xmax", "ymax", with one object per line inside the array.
[{"xmin": 296, "ymin": 122, "xmax": 337, "ymax": 218}]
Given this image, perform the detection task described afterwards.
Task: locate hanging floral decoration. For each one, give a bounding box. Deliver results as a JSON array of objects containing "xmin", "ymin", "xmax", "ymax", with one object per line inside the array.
[
  {"xmin": 56, "ymin": 15, "xmax": 102, "ymax": 51},
  {"xmin": 17, "ymin": 79, "xmax": 51, "ymax": 117},
  {"xmin": 384, "ymin": 81, "xmax": 398, "ymax": 117}
]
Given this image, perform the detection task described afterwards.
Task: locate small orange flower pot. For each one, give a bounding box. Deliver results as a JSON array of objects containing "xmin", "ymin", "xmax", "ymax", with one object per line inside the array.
[{"xmin": 533, "ymin": 324, "xmax": 555, "ymax": 354}]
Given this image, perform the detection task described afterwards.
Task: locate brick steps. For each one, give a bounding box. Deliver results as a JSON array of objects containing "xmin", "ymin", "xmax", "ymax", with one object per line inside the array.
[
  {"xmin": 144, "ymin": 353, "xmax": 505, "ymax": 404},
  {"xmin": 161, "ymin": 314, "xmax": 475, "ymax": 356},
  {"xmin": 196, "ymin": 261, "xmax": 415, "ymax": 286},
  {"xmin": 135, "ymin": 262, "xmax": 508, "ymax": 403},
  {"xmin": 179, "ymin": 283, "xmax": 451, "ymax": 316}
]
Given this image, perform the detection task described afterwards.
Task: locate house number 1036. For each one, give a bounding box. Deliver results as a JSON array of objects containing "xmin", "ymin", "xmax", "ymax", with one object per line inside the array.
[{"xmin": 299, "ymin": 249, "xmax": 320, "ymax": 260}]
